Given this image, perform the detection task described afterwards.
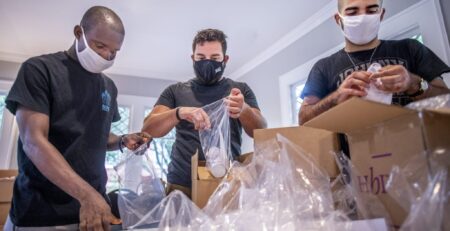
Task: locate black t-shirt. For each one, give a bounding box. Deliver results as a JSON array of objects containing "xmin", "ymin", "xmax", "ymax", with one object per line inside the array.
[
  {"xmin": 155, "ymin": 78, "xmax": 260, "ymax": 187},
  {"xmin": 5, "ymin": 51, "xmax": 120, "ymax": 226},
  {"xmin": 301, "ymin": 39, "xmax": 450, "ymax": 105}
]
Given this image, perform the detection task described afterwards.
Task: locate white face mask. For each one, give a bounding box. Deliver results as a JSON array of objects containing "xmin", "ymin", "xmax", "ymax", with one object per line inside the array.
[
  {"xmin": 339, "ymin": 13, "xmax": 381, "ymax": 45},
  {"xmin": 75, "ymin": 27, "xmax": 114, "ymax": 73}
]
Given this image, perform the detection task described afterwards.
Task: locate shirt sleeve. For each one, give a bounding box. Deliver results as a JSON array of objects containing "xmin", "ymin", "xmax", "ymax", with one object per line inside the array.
[
  {"xmin": 6, "ymin": 60, "xmax": 51, "ymax": 115},
  {"xmin": 112, "ymin": 85, "xmax": 121, "ymax": 123},
  {"xmin": 241, "ymin": 83, "xmax": 260, "ymax": 110},
  {"xmin": 155, "ymin": 85, "xmax": 176, "ymax": 109},
  {"xmin": 408, "ymin": 39, "xmax": 450, "ymax": 82},
  {"xmin": 300, "ymin": 60, "xmax": 329, "ymax": 99}
]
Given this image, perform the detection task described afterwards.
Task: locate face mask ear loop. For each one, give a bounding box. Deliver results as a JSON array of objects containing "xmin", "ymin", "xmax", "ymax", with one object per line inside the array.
[{"xmin": 337, "ymin": 13, "xmax": 345, "ymax": 30}]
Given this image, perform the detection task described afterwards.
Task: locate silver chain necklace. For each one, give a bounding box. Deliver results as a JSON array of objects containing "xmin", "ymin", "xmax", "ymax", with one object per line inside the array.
[{"xmin": 345, "ymin": 44, "xmax": 379, "ymax": 70}]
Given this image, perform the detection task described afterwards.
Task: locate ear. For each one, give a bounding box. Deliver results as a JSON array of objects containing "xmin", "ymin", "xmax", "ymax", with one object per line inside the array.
[
  {"xmin": 334, "ymin": 13, "xmax": 343, "ymax": 29},
  {"xmin": 191, "ymin": 54, "xmax": 195, "ymax": 62},
  {"xmin": 223, "ymin": 55, "xmax": 230, "ymax": 64},
  {"xmin": 380, "ymin": 8, "xmax": 386, "ymax": 21},
  {"xmin": 74, "ymin": 25, "xmax": 82, "ymax": 39}
]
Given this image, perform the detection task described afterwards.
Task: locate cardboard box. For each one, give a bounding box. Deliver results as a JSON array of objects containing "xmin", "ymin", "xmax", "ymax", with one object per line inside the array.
[
  {"xmin": 0, "ymin": 170, "xmax": 18, "ymax": 225},
  {"xmin": 305, "ymin": 97, "xmax": 450, "ymax": 228},
  {"xmin": 253, "ymin": 126, "xmax": 340, "ymax": 178},
  {"xmin": 191, "ymin": 152, "xmax": 252, "ymax": 209}
]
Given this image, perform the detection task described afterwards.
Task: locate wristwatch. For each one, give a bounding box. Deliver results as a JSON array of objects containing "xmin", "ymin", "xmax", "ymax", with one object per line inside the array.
[{"xmin": 408, "ymin": 78, "xmax": 428, "ymax": 97}]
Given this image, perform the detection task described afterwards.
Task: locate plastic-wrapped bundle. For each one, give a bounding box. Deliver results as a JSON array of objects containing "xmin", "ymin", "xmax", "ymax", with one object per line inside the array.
[
  {"xmin": 406, "ymin": 93, "xmax": 450, "ymax": 111},
  {"xmin": 199, "ymin": 98, "xmax": 232, "ymax": 178},
  {"xmin": 127, "ymin": 134, "xmax": 389, "ymax": 230},
  {"xmin": 114, "ymin": 143, "xmax": 165, "ymax": 229}
]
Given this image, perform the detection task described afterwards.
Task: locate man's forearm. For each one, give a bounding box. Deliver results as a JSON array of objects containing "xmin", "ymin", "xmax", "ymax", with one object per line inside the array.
[
  {"xmin": 23, "ymin": 137, "xmax": 98, "ymax": 203},
  {"xmin": 408, "ymin": 74, "xmax": 450, "ymax": 101},
  {"xmin": 239, "ymin": 104, "xmax": 267, "ymax": 137},
  {"xmin": 142, "ymin": 109, "xmax": 178, "ymax": 137},
  {"xmin": 299, "ymin": 92, "xmax": 337, "ymax": 125},
  {"xmin": 107, "ymin": 133, "xmax": 120, "ymax": 151}
]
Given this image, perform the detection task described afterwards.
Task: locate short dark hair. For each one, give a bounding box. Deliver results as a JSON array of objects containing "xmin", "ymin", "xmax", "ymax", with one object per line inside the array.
[
  {"xmin": 80, "ymin": 6, "xmax": 124, "ymax": 35},
  {"xmin": 338, "ymin": 0, "xmax": 383, "ymax": 13},
  {"xmin": 192, "ymin": 29, "xmax": 228, "ymax": 55}
]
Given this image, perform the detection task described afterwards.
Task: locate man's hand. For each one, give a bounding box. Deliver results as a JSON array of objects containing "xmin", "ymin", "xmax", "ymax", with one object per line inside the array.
[
  {"xmin": 226, "ymin": 88, "xmax": 246, "ymax": 119},
  {"xmin": 334, "ymin": 71, "xmax": 371, "ymax": 104},
  {"xmin": 370, "ymin": 65, "xmax": 416, "ymax": 93},
  {"xmin": 178, "ymin": 107, "xmax": 211, "ymax": 130},
  {"xmin": 79, "ymin": 191, "xmax": 119, "ymax": 231},
  {"xmin": 122, "ymin": 132, "xmax": 152, "ymax": 151}
]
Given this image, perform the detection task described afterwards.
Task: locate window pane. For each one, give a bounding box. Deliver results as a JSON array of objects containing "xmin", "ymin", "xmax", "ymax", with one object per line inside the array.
[
  {"xmin": 144, "ymin": 107, "xmax": 174, "ymax": 181},
  {"xmin": 411, "ymin": 34, "xmax": 423, "ymax": 44},
  {"xmin": 105, "ymin": 106, "xmax": 130, "ymax": 192},
  {"xmin": 0, "ymin": 94, "xmax": 6, "ymax": 139},
  {"xmin": 291, "ymin": 83, "xmax": 306, "ymax": 124}
]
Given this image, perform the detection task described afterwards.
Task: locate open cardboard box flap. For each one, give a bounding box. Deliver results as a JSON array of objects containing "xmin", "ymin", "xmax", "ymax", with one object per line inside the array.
[{"xmin": 304, "ymin": 97, "xmax": 415, "ymax": 133}]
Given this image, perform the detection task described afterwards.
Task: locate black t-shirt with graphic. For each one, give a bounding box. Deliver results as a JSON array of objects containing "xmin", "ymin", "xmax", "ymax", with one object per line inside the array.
[
  {"xmin": 5, "ymin": 51, "xmax": 120, "ymax": 226},
  {"xmin": 301, "ymin": 39, "xmax": 450, "ymax": 105},
  {"xmin": 155, "ymin": 78, "xmax": 260, "ymax": 187}
]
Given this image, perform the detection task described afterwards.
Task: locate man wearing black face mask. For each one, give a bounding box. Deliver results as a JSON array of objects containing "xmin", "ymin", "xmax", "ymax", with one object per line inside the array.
[{"xmin": 142, "ymin": 29, "xmax": 267, "ymax": 196}]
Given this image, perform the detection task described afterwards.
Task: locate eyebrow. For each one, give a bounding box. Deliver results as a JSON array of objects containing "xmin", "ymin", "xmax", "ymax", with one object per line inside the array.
[
  {"xmin": 344, "ymin": 4, "xmax": 380, "ymax": 12},
  {"xmin": 91, "ymin": 39, "xmax": 121, "ymax": 51}
]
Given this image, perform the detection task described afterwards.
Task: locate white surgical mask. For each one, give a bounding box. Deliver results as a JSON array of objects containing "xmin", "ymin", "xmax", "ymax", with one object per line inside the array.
[
  {"xmin": 75, "ymin": 27, "xmax": 114, "ymax": 73},
  {"xmin": 339, "ymin": 13, "xmax": 381, "ymax": 45}
]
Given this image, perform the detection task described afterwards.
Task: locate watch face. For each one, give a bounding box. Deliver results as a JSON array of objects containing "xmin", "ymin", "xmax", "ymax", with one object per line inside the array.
[{"xmin": 421, "ymin": 79, "xmax": 429, "ymax": 91}]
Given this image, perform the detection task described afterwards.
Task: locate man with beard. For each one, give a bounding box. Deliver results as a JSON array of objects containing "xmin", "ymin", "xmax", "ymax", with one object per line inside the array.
[{"xmin": 142, "ymin": 29, "xmax": 267, "ymax": 196}]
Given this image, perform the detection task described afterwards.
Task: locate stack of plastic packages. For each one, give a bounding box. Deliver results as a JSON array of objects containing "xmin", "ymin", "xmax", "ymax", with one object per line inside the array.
[{"xmin": 114, "ymin": 95, "xmax": 449, "ymax": 230}]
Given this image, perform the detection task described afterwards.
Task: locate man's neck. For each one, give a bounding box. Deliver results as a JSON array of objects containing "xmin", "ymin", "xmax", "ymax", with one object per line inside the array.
[
  {"xmin": 66, "ymin": 44, "xmax": 79, "ymax": 62},
  {"xmin": 344, "ymin": 38, "xmax": 381, "ymax": 53}
]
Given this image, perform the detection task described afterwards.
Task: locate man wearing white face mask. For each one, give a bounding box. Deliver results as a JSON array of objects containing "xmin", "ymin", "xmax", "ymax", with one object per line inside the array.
[
  {"xmin": 4, "ymin": 6, "xmax": 151, "ymax": 231},
  {"xmin": 299, "ymin": 0, "xmax": 450, "ymax": 124}
]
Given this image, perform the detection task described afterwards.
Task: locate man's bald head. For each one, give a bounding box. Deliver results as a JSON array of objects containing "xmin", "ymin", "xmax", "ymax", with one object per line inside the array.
[
  {"xmin": 338, "ymin": 0, "xmax": 383, "ymax": 13},
  {"xmin": 80, "ymin": 6, "xmax": 125, "ymax": 35}
]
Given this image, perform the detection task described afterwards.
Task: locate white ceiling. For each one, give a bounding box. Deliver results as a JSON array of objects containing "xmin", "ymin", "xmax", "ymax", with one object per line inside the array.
[{"xmin": 0, "ymin": 0, "xmax": 331, "ymax": 81}]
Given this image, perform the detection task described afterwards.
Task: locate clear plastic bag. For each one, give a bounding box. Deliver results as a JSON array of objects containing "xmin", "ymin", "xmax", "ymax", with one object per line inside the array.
[
  {"xmin": 199, "ymin": 98, "xmax": 232, "ymax": 178},
  {"xmin": 131, "ymin": 190, "xmax": 211, "ymax": 230},
  {"xmin": 385, "ymin": 152, "xmax": 449, "ymax": 231},
  {"xmin": 363, "ymin": 63, "xmax": 393, "ymax": 104},
  {"xmin": 114, "ymin": 143, "xmax": 165, "ymax": 229}
]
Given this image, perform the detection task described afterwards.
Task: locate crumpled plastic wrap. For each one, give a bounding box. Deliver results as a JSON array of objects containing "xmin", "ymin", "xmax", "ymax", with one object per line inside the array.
[
  {"xmin": 114, "ymin": 143, "xmax": 165, "ymax": 229},
  {"xmin": 126, "ymin": 134, "xmax": 389, "ymax": 230},
  {"xmin": 406, "ymin": 93, "xmax": 450, "ymax": 111},
  {"xmin": 199, "ymin": 98, "xmax": 232, "ymax": 178},
  {"xmin": 386, "ymin": 152, "xmax": 449, "ymax": 231}
]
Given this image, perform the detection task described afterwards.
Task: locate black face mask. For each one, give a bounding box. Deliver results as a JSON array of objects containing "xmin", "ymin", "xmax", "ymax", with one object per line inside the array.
[{"xmin": 193, "ymin": 60, "xmax": 225, "ymax": 85}]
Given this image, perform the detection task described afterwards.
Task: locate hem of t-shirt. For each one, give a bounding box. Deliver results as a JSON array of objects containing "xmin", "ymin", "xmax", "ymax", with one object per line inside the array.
[
  {"xmin": 5, "ymin": 97, "xmax": 50, "ymax": 116},
  {"xmin": 167, "ymin": 177, "xmax": 191, "ymax": 188},
  {"xmin": 9, "ymin": 212, "xmax": 79, "ymax": 227}
]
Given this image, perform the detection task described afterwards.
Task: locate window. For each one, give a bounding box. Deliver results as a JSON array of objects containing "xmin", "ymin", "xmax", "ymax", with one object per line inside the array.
[
  {"xmin": 144, "ymin": 107, "xmax": 174, "ymax": 181},
  {"xmin": 290, "ymin": 82, "xmax": 306, "ymax": 125},
  {"xmin": 411, "ymin": 34, "xmax": 424, "ymax": 44},
  {"xmin": 0, "ymin": 94, "xmax": 7, "ymax": 139},
  {"xmin": 105, "ymin": 106, "xmax": 130, "ymax": 192}
]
